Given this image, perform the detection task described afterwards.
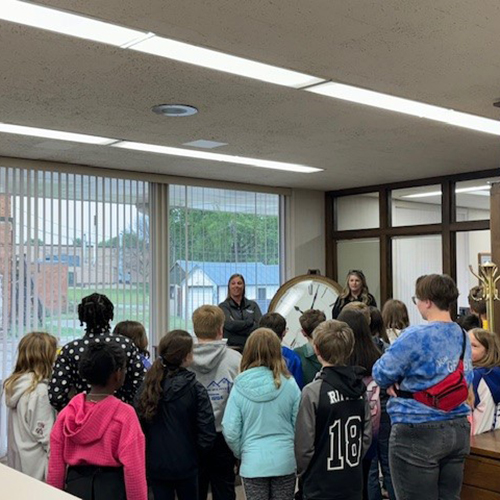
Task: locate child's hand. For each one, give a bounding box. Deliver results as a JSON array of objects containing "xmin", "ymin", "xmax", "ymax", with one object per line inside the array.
[{"xmin": 387, "ymin": 384, "xmax": 400, "ymax": 397}]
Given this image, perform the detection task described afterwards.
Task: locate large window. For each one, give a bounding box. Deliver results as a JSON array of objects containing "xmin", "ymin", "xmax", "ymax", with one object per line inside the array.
[
  {"xmin": 393, "ymin": 235, "xmax": 443, "ymax": 325},
  {"xmin": 169, "ymin": 185, "xmax": 281, "ymax": 331},
  {"xmin": 0, "ymin": 166, "xmax": 150, "ymax": 453},
  {"xmin": 327, "ymin": 170, "xmax": 495, "ymax": 323},
  {"xmin": 0, "ymin": 165, "xmax": 287, "ymax": 457}
]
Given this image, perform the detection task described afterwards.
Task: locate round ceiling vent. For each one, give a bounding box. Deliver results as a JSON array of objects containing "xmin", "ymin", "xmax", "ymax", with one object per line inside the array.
[{"xmin": 152, "ymin": 104, "xmax": 198, "ymax": 117}]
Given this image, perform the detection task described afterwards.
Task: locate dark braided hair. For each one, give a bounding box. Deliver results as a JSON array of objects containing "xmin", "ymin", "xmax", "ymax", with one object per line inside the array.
[{"xmin": 78, "ymin": 293, "xmax": 114, "ymax": 334}]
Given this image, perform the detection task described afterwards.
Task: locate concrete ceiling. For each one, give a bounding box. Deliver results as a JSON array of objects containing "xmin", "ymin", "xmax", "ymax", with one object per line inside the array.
[{"xmin": 1, "ymin": 0, "xmax": 500, "ymax": 190}]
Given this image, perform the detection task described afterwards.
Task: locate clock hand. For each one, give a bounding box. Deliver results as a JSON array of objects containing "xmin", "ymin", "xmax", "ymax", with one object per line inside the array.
[
  {"xmin": 311, "ymin": 284, "xmax": 320, "ymax": 309},
  {"xmin": 294, "ymin": 305, "xmax": 304, "ymax": 314}
]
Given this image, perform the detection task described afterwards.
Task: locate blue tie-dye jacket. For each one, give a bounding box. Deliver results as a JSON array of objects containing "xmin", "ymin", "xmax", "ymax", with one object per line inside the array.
[{"xmin": 372, "ymin": 321, "xmax": 473, "ymax": 424}]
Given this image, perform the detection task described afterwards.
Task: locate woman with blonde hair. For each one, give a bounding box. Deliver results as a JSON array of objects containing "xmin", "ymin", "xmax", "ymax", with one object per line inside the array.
[
  {"xmin": 332, "ymin": 270, "xmax": 377, "ymax": 319},
  {"xmin": 4, "ymin": 332, "xmax": 58, "ymax": 480},
  {"xmin": 469, "ymin": 328, "xmax": 500, "ymax": 435},
  {"xmin": 222, "ymin": 328, "xmax": 301, "ymax": 500},
  {"xmin": 381, "ymin": 299, "xmax": 410, "ymax": 343}
]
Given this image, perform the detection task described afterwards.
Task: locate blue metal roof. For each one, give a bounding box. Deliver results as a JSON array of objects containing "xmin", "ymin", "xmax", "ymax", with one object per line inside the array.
[{"xmin": 176, "ymin": 260, "xmax": 280, "ymax": 286}]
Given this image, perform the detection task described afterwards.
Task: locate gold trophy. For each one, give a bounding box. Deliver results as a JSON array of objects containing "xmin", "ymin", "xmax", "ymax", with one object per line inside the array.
[{"xmin": 469, "ymin": 262, "xmax": 500, "ymax": 333}]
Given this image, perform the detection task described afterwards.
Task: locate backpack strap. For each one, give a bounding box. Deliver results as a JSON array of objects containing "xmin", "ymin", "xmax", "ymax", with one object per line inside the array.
[{"xmin": 459, "ymin": 327, "xmax": 466, "ymax": 361}]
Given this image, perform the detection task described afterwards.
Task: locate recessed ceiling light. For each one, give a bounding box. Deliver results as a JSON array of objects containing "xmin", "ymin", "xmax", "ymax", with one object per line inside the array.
[
  {"xmin": 1, "ymin": 0, "xmax": 151, "ymax": 47},
  {"xmin": 129, "ymin": 36, "xmax": 324, "ymax": 89},
  {"xmin": 306, "ymin": 82, "xmax": 500, "ymax": 136},
  {"xmin": 0, "ymin": 123, "xmax": 116, "ymax": 145},
  {"xmin": 112, "ymin": 141, "xmax": 322, "ymax": 173},
  {"xmin": 152, "ymin": 104, "xmax": 198, "ymax": 117}
]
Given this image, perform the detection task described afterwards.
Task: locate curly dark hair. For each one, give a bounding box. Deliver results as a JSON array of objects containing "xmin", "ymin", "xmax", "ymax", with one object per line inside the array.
[
  {"xmin": 78, "ymin": 341, "xmax": 126, "ymax": 386},
  {"xmin": 78, "ymin": 293, "xmax": 114, "ymax": 334}
]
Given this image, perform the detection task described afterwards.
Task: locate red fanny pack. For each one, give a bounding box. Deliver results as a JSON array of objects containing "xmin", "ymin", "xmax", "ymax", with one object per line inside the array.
[{"xmin": 397, "ymin": 329, "xmax": 468, "ymax": 412}]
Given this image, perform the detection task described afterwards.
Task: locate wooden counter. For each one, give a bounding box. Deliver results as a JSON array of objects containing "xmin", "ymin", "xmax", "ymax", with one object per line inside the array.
[{"xmin": 462, "ymin": 430, "xmax": 500, "ymax": 499}]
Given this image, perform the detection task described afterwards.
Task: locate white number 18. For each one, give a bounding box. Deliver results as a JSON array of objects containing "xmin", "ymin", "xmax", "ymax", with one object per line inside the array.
[{"xmin": 327, "ymin": 416, "xmax": 362, "ymax": 471}]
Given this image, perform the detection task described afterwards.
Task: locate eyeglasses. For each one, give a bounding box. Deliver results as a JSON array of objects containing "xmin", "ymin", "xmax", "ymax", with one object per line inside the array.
[{"xmin": 411, "ymin": 296, "xmax": 419, "ymax": 305}]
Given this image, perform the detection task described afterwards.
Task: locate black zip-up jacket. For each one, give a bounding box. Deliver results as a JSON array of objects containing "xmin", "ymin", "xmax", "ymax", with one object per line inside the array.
[
  {"xmin": 137, "ymin": 368, "xmax": 216, "ymax": 481},
  {"xmin": 219, "ymin": 297, "xmax": 262, "ymax": 349},
  {"xmin": 295, "ymin": 366, "xmax": 372, "ymax": 500}
]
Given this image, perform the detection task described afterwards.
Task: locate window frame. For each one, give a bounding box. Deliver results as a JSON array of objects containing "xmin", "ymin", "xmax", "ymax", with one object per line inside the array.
[{"xmin": 325, "ymin": 168, "xmax": 496, "ymax": 311}]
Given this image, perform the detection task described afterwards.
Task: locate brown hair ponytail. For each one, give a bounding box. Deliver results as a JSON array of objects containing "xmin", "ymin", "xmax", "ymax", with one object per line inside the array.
[{"xmin": 137, "ymin": 330, "xmax": 193, "ymax": 422}]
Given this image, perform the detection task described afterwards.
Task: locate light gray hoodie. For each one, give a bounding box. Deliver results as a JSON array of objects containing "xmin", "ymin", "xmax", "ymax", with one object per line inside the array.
[
  {"xmin": 189, "ymin": 340, "xmax": 241, "ymax": 432},
  {"xmin": 5, "ymin": 373, "xmax": 56, "ymax": 481}
]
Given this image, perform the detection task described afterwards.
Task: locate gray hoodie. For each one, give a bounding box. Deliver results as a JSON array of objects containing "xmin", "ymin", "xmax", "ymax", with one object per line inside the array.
[
  {"xmin": 188, "ymin": 340, "xmax": 241, "ymax": 432},
  {"xmin": 5, "ymin": 373, "xmax": 56, "ymax": 481}
]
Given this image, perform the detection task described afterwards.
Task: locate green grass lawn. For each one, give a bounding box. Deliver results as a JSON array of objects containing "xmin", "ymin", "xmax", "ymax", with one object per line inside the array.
[{"xmin": 6, "ymin": 286, "xmax": 196, "ymax": 344}]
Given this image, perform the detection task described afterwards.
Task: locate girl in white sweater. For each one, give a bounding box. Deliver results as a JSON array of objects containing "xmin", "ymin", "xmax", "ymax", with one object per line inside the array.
[{"xmin": 4, "ymin": 332, "xmax": 58, "ymax": 481}]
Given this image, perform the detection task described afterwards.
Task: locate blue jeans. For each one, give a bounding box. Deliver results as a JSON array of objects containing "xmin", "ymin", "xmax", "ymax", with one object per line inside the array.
[
  {"xmin": 389, "ymin": 418, "xmax": 470, "ymax": 500},
  {"xmin": 368, "ymin": 419, "xmax": 396, "ymax": 500}
]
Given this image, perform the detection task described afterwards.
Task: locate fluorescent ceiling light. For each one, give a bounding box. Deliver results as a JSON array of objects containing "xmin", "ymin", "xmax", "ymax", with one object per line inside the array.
[
  {"xmin": 1, "ymin": 1, "xmax": 150, "ymax": 47},
  {"xmin": 2, "ymin": 2, "xmax": 322, "ymax": 87},
  {"xmin": 0, "ymin": 123, "xmax": 116, "ymax": 145},
  {"xmin": 112, "ymin": 141, "xmax": 322, "ymax": 173},
  {"xmin": 403, "ymin": 191, "xmax": 442, "ymax": 199},
  {"xmin": 455, "ymin": 185, "xmax": 491, "ymax": 194},
  {"xmin": 306, "ymin": 82, "xmax": 500, "ymax": 136},
  {"xmin": 403, "ymin": 185, "xmax": 492, "ymax": 199},
  {"xmin": 129, "ymin": 36, "xmax": 324, "ymax": 88}
]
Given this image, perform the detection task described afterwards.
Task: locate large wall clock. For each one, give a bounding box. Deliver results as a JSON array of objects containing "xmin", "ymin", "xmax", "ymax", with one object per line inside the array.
[{"xmin": 268, "ymin": 273, "xmax": 342, "ymax": 348}]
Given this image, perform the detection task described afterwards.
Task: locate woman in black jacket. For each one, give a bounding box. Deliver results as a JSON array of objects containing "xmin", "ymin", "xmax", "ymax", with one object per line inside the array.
[
  {"xmin": 332, "ymin": 270, "xmax": 377, "ymax": 319},
  {"xmin": 136, "ymin": 330, "xmax": 216, "ymax": 500},
  {"xmin": 219, "ymin": 273, "xmax": 262, "ymax": 351}
]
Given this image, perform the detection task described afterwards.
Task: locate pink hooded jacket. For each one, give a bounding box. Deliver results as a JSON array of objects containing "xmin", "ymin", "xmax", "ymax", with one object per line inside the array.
[{"xmin": 47, "ymin": 393, "xmax": 147, "ymax": 500}]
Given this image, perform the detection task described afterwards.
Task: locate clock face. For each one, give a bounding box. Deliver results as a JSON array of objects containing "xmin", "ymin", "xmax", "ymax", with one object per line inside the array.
[{"xmin": 269, "ymin": 276, "xmax": 341, "ymax": 348}]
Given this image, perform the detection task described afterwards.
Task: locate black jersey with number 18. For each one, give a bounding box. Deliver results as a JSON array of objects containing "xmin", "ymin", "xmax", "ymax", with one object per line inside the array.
[{"xmin": 295, "ymin": 366, "xmax": 372, "ymax": 500}]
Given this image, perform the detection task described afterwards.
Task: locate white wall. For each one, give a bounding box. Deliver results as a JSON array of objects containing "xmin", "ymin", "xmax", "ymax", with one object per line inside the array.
[{"xmin": 286, "ymin": 189, "xmax": 325, "ymax": 278}]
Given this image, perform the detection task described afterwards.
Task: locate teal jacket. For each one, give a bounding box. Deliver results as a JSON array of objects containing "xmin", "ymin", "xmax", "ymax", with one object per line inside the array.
[{"xmin": 222, "ymin": 366, "xmax": 301, "ymax": 478}]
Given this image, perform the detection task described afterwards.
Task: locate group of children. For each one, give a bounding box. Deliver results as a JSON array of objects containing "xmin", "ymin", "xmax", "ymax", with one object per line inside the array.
[{"xmin": 4, "ymin": 279, "xmax": 500, "ymax": 500}]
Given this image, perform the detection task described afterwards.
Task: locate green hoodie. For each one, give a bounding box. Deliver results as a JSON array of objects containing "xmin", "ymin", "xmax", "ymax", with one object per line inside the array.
[{"xmin": 294, "ymin": 342, "xmax": 322, "ymax": 385}]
